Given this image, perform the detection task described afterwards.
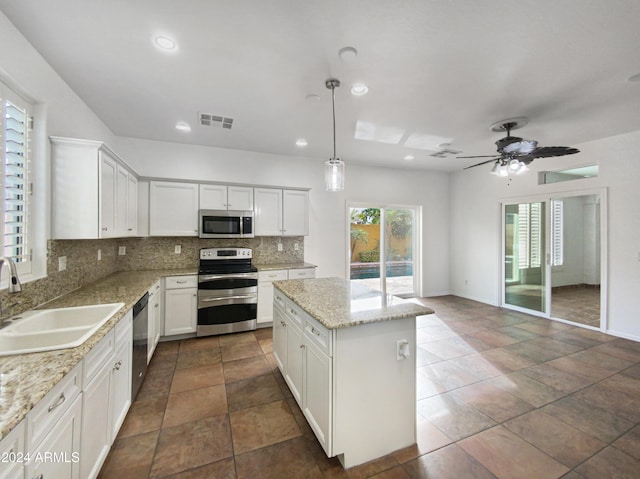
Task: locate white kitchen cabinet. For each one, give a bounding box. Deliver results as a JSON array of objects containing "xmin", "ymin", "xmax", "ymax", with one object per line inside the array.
[
  {"xmin": 0, "ymin": 420, "xmax": 25, "ymax": 479},
  {"xmin": 273, "ymin": 288, "xmax": 416, "ymax": 467},
  {"xmin": 163, "ymin": 275, "xmax": 198, "ymax": 336},
  {"xmin": 254, "ymin": 187, "xmax": 309, "ymax": 236},
  {"xmin": 126, "ymin": 173, "xmax": 138, "ymax": 235},
  {"xmin": 25, "ymin": 362, "xmax": 83, "ymax": 479},
  {"xmin": 26, "ymin": 395, "xmax": 82, "ymax": 479},
  {"xmin": 200, "ymin": 184, "xmax": 253, "ymax": 211},
  {"xmin": 110, "ymin": 312, "xmax": 132, "ymax": 441},
  {"xmin": 272, "ymin": 299, "xmax": 287, "ymax": 372},
  {"xmin": 257, "ymin": 268, "xmax": 315, "ymax": 325},
  {"xmin": 148, "ymin": 281, "xmax": 162, "ymax": 362},
  {"xmin": 100, "ymin": 154, "xmax": 117, "ymax": 238},
  {"xmin": 50, "ymin": 137, "xmax": 138, "ymax": 239},
  {"xmin": 283, "ymin": 189, "xmax": 309, "ymax": 236},
  {"xmin": 149, "ymin": 181, "xmax": 199, "ymax": 236}
]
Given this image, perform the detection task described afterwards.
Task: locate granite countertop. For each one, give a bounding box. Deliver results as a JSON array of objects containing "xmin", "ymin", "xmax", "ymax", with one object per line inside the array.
[
  {"xmin": 254, "ymin": 262, "xmax": 316, "ymax": 271},
  {"xmin": 273, "ymin": 277, "xmax": 434, "ymax": 329},
  {"xmin": 0, "ymin": 268, "xmax": 196, "ymax": 441}
]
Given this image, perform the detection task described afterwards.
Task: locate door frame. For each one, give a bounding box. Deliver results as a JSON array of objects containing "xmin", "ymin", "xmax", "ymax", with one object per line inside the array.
[
  {"xmin": 346, "ymin": 202, "xmax": 422, "ymax": 297},
  {"xmin": 499, "ymin": 187, "xmax": 608, "ymax": 331}
]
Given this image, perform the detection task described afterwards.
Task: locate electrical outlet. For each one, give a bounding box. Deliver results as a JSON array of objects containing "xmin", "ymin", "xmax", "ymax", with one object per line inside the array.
[
  {"xmin": 58, "ymin": 256, "xmax": 67, "ymax": 272},
  {"xmin": 277, "ymin": 243, "xmax": 283, "ymax": 252},
  {"xmin": 175, "ymin": 245, "xmax": 182, "ymax": 254},
  {"xmin": 294, "ymin": 243, "xmax": 299, "ymax": 251},
  {"xmin": 118, "ymin": 246, "xmax": 126, "ymax": 256},
  {"xmin": 97, "ymin": 249, "xmax": 102, "ymax": 261}
]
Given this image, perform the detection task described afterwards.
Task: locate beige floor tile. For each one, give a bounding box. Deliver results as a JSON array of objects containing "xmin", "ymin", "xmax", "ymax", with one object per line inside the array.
[
  {"xmin": 221, "ymin": 340, "xmax": 264, "ymax": 362},
  {"xmin": 150, "ymin": 416, "xmax": 233, "ymax": 478},
  {"xmin": 393, "ymin": 419, "xmax": 452, "ymax": 464},
  {"xmin": 519, "ymin": 363, "xmax": 593, "ymax": 394},
  {"xmin": 99, "ymin": 430, "xmax": 159, "ymax": 478},
  {"xmin": 504, "ymin": 409, "xmax": 606, "ymax": 467},
  {"xmin": 163, "ymin": 384, "xmax": 228, "ymax": 427},
  {"xmin": 575, "ymin": 446, "xmax": 640, "ymax": 479},
  {"xmin": 170, "ymin": 363, "xmax": 224, "ymax": 394},
  {"xmin": 488, "ymin": 371, "xmax": 566, "ymax": 407},
  {"xmin": 160, "ymin": 457, "xmax": 235, "ymax": 479},
  {"xmin": 452, "ymin": 381, "xmax": 534, "ymax": 423},
  {"xmin": 223, "ymin": 355, "xmax": 273, "ymax": 383},
  {"xmin": 175, "ymin": 348, "xmax": 222, "ymax": 370},
  {"xmin": 226, "ymin": 373, "xmax": 284, "ymax": 412},
  {"xmin": 402, "ymin": 444, "xmax": 497, "ymax": 479},
  {"xmin": 229, "ymin": 399, "xmax": 302, "ymax": 454},
  {"xmin": 117, "ymin": 396, "xmax": 166, "ymax": 438},
  {"xmin": 459, "ymin": 426, "xmax": 569, "ymax": 479},
  {"xmin": 613, "ymin": 425, "xmax": 640, "ymax": 460}
]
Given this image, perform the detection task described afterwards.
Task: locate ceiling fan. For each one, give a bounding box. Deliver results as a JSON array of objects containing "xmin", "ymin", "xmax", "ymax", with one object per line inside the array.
[{"xmin": 459, "ymin": 117, "xmax": 580, "ymax": 176}]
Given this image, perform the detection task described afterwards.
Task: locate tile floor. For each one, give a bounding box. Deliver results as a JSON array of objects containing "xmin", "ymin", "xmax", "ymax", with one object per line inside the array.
[
  {"xmin": 551, "ymin": 286, "xmax": 601, "ymax": 328},
  {"xmin": 98, "ymin": 295, "xmax": 640, "ymax": 479}
]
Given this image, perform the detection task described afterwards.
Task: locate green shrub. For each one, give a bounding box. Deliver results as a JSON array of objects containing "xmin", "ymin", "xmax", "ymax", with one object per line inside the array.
[{"xmin": 359, "ymin": 250, "xmax": 380, "ymax": 262}]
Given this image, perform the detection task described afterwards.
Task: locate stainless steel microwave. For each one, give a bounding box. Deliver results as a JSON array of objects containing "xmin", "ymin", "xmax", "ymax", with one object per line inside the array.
[{"xmin": 199, "ymin": 210, "xmax": 254, "ymax": 238}]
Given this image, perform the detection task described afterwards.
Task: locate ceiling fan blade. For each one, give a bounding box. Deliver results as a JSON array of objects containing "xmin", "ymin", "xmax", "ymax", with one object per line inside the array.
[
  {"xmin": 463, "ymin": 158, "xmax": 500, "ymax": 170},
  {"xmin": 457, "ymin": 155, "xmax": 499, "ymax": 159},
  {"xmin": 519, "ymin": 146, "xmax": 580, "ymax": 161}
]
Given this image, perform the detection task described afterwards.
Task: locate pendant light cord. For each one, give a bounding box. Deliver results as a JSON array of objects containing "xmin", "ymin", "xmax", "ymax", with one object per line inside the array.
[{"xmin": 331, "ymin": 83, "xmax": 337, "ymax": 159}]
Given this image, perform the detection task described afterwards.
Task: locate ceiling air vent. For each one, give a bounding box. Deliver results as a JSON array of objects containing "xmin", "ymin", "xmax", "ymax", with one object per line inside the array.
[
  {"xmin": 429, "ymin": 148, "xmax": 462, "ymax": 158},
  {"xmin": 199, "ymin": 113, "xmax": 234, "ymax": 129}
]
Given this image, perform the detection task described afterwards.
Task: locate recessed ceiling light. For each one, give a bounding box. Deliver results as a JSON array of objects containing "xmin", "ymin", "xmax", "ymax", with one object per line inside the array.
[
  {"xmin": 175, "ymin": 121, "xmax": 191, "ymax": 132},
  {"xmin": 351, "ymin": 83, "xmax": 369, "ymax": 96},
  {"xmin": 404, "ymin": 155, "xmax": 415, "ymax": 161},
  {"xmin": 295, "ymin": 139, "xmax": 308, "ymax": 147},
  {"xmin": 628, "ymin": 73, "xmax": 640, "ymax": 82},
  {"xmin": 305, "ymin": 93, "xmax": 320, "ymax": 103},
  {"xmin": 338, "ymin": 46, "xmax": 358, "ymax": 62},
  {"xmin": 153, "ymin": 35, "xmax": 177, "ymax": 51}
]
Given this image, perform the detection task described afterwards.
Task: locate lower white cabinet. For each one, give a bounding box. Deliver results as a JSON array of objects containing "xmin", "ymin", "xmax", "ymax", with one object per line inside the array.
[
  {"xmin": 26, "ymin": 394, "xmax": 82, "ymax": 479},
  {"xmin": 0, "ymin": 310, "xmax": 134, "ymax": 479},
  {"xmin": 148, "ymin": 281, "xmax": 162, "ymax": 362},
  {"xmin": 163, "ymin": 275, "xmax": 198, "ymax": 336},
  {"xmin": 257, "ymin": 268, "xmax": 315, "ymax": 325},
  {"xmin": 0, "ymin": 420, "xmax": 25, "ymax": 479},
  {"xmin": 272, "ymin": 288, "xmax": 416, "ymax": 468}
]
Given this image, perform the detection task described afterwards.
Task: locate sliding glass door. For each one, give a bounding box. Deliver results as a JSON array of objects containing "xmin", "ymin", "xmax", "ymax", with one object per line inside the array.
[
  {"xmin": 503, "ymin": 201, "xmax": 547, "ymax": 313},
  {"xmin": 501, "ymin": 190, "xmax": 606, "ymax": 329},
  {"xmin": 349, "ymin": 205, "xmax": 418, "ymax": 297}
]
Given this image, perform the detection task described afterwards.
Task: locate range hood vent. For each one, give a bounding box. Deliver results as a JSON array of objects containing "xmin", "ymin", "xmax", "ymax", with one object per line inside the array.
[{"xmin": 199, "ymin": 113, "xmax": 234, "ymax": 129}]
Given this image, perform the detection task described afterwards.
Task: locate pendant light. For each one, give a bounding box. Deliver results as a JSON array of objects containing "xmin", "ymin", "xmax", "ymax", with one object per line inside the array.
[{"xmin": 325, "ymin": 78, "xmax": 345, "ymax": 191}]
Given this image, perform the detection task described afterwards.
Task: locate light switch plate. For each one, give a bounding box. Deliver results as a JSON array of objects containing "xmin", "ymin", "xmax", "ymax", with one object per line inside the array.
[
  {"xmin": 277, "ymin": 243, "xmax": 283, "ymax": 252},
  {"xmin": 175, "ymin": 245, "xmax": 181, "ymax": 254},
  {"xmin": 58, "ymin": 256, "xmax": 67, "ymax": 272},
  {"xmin": 97, "ymin": 249, "xmax": 102, "ymax": 261},
  {"xmin": 118, "ymin": 246, "xmax": 126, "ymax": 256}
]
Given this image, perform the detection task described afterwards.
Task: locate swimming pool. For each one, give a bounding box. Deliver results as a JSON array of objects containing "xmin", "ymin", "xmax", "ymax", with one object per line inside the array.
[{"xmin": 350, "ymin": 261, "xmax": 413, "ymax": 279}]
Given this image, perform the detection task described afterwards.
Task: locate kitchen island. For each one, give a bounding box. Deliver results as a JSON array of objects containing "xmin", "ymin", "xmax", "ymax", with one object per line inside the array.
[{"xmin": 272, "ymin": 277, "xmax": 434, "ymax": 468}]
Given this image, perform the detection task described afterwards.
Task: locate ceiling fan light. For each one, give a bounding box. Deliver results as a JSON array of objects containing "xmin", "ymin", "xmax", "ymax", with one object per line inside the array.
[
  {"xmin": 508, "ymin": 158, "xmax": 521, "ymax": 172},
  {"xmin": 516, "ymin": 161, "xmax": 529, "ymax": 174},
  {"xmin": 490, "ymin": 161, "xmax": 501, "ymax": 175},
  {"xmin": 325, "ymin": 157, "xmax": 345, "ymax": 191}
]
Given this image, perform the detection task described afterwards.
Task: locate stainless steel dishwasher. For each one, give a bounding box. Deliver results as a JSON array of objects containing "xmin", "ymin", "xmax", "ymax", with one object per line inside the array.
[{"xmin": 131, "ymin": 292, "xmax": 149, "ymax": 400}]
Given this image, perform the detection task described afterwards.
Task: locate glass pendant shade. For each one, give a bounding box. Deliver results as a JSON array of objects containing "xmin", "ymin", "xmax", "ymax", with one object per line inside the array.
[{"xmin": 325, "ymin": 157, "xmax": 345, "ymax": 191}]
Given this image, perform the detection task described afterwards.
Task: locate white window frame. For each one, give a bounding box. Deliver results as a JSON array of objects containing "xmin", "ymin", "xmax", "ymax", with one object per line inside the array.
[{"xmin": 0, "ymin": 80, "xmax": 37, "ymax": 285}]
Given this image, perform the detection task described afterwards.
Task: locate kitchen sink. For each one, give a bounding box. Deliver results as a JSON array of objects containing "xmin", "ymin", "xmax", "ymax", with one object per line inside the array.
[{"xmin": 0, "ymin": 303, "xmax": 124, "ymax": 356}]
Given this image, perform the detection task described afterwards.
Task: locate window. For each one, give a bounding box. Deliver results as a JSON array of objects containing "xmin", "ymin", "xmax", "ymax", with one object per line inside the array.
[
  {"xmin": 517, "ymin": 202, "xmax": 542, "ymax": 269},
  {"xmin": 551, "ymin": 200, "xmax": 564, "ymax": 266},
  {"xmin": 1, "ymin": 81, "xmax": 32, "ymax": 275}
]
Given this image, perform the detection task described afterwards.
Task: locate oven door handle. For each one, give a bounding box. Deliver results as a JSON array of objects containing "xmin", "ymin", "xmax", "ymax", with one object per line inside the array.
[
  {"xmin": 199, "ymin": 273, "xmax": 257, "ymax": 282},
  {"xmin": 199, "ymin": 294, "xmax": 257, "ymax": 302}
]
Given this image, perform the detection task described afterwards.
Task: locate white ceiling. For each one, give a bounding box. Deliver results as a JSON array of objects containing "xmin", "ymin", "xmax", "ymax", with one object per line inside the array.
[{"xmin": 2, "ymin": 0, "xmax": 640, "ymax": 172}]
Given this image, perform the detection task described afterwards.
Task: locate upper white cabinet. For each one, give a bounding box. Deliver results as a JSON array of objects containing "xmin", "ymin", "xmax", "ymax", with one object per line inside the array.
[
  {"xmin": 254, "ymin": 188, "xmax": 309, "ymax": 236},
  {"xmin": 50, "ymin": 137, "xmax": 138, "ymax": 239},
  {"xmin": 149, "ymin": 181, "xmax": 199, "ymax": 236},
  {"xmin": 200, "ymin": 184, "xmax": 253, "ymax": 211}
]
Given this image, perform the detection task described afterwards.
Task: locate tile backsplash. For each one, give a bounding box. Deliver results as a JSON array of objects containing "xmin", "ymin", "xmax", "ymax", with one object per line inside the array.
[{"xmin": 0, "ymin": 236, "xmax": 304, "ymax": 318}]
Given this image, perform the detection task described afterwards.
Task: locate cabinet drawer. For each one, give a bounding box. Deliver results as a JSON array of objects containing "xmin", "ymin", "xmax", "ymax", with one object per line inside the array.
[
  {"xmin": 258, "ymin": 270, "xmax": 288, "ymax": 282},
  {"xmin": 149, "ymin": 280, "xmax": 161, "ymax": 296},
  {"xmin": 288, "ymin": 268, "xmax": 315, "ymax": 279},
  {"xmin": 115, "ymin": 309, "xmax": 133, "ymax": 346},
  {"xmin": 284, "ymin": 300, "xmax": 305, "ymax": 327},
  {"xmin": 27, "ymin": 362, "xmax": 82, "ymax": 450},
  {"xmin": 83, "ymin": 329, "xmax": 115, "ymax": 387},
  {"xmin": 304, "ymin": 316, "xmax": 332, "ymax": 356},
  {"xmin": 0, "ymin": 419, "xmax": 25, "ymax": 479},
  {"xmin": 165, "ymin": 275, "xmax": 197, "ymax": 289},
  {"xmin": 274, "ymin": 289, "xmax": 287, "ymax": 310}
]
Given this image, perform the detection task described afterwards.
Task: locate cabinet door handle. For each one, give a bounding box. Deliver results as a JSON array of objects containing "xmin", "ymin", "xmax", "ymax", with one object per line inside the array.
[
  {"xmin": 280, "ymin": 321, "xmax": 286, "ymax": 327},
  {"xmin": 113, "ymin": 360, "xmax": 122, "ymax": 371},
  {"xmin": 48, "ymin": 392, "xmax": 66, "ymax": 412},
  {"xmin": 33, "ymin": 474, "xmax": 44, "ymax": 479},
  {"xmin": 176, "ymin": 280, "xmax": 187, "ymax": 284},
  {"xmin": 300, "ymin": 344, "xmax": 305, "ymax": 349},
  {"xmin": 102, "ymin": 227, "xmax": 108, "ymax": 231},
  {"xmin": 155, "ymin": 303, "xmax": 159, "ymax": 308},
  {"xmin": 127, "ymin": 228, "xmax": 133, "ymax": 231}
]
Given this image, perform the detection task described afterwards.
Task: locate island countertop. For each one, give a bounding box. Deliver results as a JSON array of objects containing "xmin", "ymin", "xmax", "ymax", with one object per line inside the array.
[{"xmin": 272, "ymin": 277, "xmax": 434, "ymax": 329}]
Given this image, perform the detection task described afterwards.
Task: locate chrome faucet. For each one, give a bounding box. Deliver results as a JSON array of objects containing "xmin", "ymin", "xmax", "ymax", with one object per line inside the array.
[{"xmin": 0, "ymin": 256, "xmax": 22, "ymax": 293}]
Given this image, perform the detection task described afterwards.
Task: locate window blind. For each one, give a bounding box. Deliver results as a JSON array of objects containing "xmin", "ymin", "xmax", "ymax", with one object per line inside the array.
[
  {"xmin": 517, "ymin": 202, "xmax": 543, "ymax": 269},
  {"xmin": 551, "ymin": 200, "xmax": 564, "ymax": 266},
  {"xmin": 1, "ymin": 83, "xmax": 31, "ymax": 268}
]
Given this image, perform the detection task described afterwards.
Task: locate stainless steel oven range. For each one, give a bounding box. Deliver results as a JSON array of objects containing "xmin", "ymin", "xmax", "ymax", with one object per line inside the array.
[{"xmin": 197, "ymin": 247, "xmax": 258, "ymax": 337}]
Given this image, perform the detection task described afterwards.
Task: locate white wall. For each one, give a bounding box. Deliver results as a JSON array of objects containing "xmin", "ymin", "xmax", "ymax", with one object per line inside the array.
[
  {"xmin": 113, "ymin": 137, "xmax": 451, "ymax": 297},
  {"xmin": 450, "ymin": 129, "xmax": 640, "ymax": 340}
]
